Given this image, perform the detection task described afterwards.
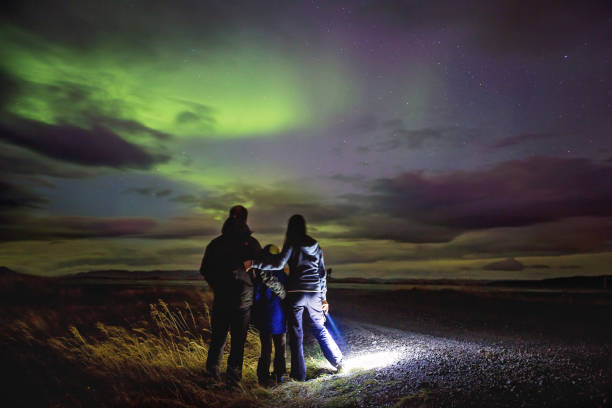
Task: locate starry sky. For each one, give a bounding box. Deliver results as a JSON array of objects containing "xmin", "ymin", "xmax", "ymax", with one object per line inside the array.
[{"xmin": 1, "ymin": 0, "xmax": 612, "ymax": 280}]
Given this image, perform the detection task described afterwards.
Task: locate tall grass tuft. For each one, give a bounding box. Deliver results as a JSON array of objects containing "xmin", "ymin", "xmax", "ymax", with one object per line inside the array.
[{"xmin": 4, "ymin": 293, "xmax": 265, "ymax": 407}]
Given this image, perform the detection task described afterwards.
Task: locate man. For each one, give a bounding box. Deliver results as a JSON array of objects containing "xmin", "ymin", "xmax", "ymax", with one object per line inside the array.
[{"xmin": 200, "ymin": 206, "xmax": 285, "ymax": 387}]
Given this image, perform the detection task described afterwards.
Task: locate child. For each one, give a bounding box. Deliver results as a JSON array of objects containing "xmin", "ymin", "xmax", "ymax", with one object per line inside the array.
[{"xmin": 252, "ymin": 244, "xmax": 288, "ymax": 385}]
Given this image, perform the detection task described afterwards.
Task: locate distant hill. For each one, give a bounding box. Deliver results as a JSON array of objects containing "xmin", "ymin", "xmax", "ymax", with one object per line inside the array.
[
  {"xmin": 490, "ymin": 275, "xmax": 611, "ymax": 290},
  {"xmin": 0, "ymin": 266, "xmax": 19, "ymax": 277},
  {"xmin": 2, "ymin": 266, "xmax": 610, "ymax": 289},
  {"xmin": 0, "ymin": 266, "xmax": 47, "ymax": 280},
  {"xmin": 482, "ymin": 258, "xmax": 525, "ymax": 271},
  {"xmin": 329, "ymin": 275, "xmax": 612, "ymax": 290},
  {"xmin": 64, "ymin": 269, "xmax": 202, "ymax": 281},
  {"xmin": 0, "ymin": 266, "xmax": 55, "ymax": 292},
  {"xmin": 328, "ymin": 276, "xmax": 488, "ymax": 286}
]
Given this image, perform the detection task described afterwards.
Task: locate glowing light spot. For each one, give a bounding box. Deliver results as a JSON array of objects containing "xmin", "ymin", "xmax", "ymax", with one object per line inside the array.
[{"xmin": 341, "ymin": 350, "xmax": 403, "ymax": 373}]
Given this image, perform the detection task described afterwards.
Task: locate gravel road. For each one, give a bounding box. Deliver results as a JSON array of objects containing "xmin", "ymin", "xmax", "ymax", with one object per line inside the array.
[{"xmin": 270, "ymin": 288, "xmax": 612, "ymax": 407}]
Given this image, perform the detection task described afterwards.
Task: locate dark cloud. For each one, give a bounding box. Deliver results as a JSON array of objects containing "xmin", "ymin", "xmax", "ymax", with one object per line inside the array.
[
  {"xmin": 194, "ymin": 185, "xmax": 359, "ymax": 235},
  {"xmin": 327, "ymin": 215, "xmax": 460, "ymax": 243},
  {"xmin": 175, "ymin": 111, "xmax": 201, "ymax": 124},
  {"xmin": 169, "ymin": 194, "xmax": 202, "ymax": 205},
  {"xmin": 122, "ymin": 187, "xmax": 173, "ymax": 198},
  {"xmin": 0, "ymin": 116, "xmax": 169, "ymax": 168},
  {"xmin": 0, "ymin": 143, "xmax": 92, "ymax": 179},
  {"xmin": 55, "ymin": 256, "xmax": 163, "ymax": 269},
  {"xmin": 437, "ymin": 217, "xmax": 612, "ymax": 259},
  {"xmin": 303, "ymin": 216, "xmax": 612, "ymax": 266},
  {"xmin": 0, "ymin": 69, "xmax": 18, "ymax": 111},
  {"xmin": 155, "ymin": 189, "xmax": 172, "ymax": 197},
  {"xmin": 0, "ymin": 212, "xmax": 223, "ymax": 242},
  {"xmin": 0, "ymin": 179, "xmax": 48, "ymax": 209},
  {"xmin": 172, "ymin": 101, "xmax": 216, "ymax": 132},
  {"xmin": 174, "ymin": 160, "xmax": 612, "ymax": 250},
  {"xmin": 123, "ymin": 187, "xmax": 154, "ymax": 196},
  {"xmin": 89, "ymin": 115, "xmax": 171, "ymax": 141},
  {"xmin": 143, "ymin": 215, "xmax": 219, "ymax": 239},
  {"xmin": 54, "ymin": 245, "xmax": 204, "ymax": 270},
  {"xmin": 0, "ymin": 214, "xmax": 156, "ymax": 242},
  {"xmin": 2, "ymin": 73, "xmax": 172, "ymax": 141},
  {"xmin": 482, "ymin": 258, "xmax": 524, "ymax": 271},
  {"xmin": 370, "ymin": 157, "xmax": 612, "ymax": 230},
  {"xmin": 490, "ymin": 132, "xmax": 555, "ymax": 148},
  {"xmin": 189, "ymin": 184, "xmax": 459, "ymax": 244}
]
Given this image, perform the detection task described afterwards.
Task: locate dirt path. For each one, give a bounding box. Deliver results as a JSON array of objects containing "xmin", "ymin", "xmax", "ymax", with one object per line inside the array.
[{"xmin": 268, "ymin": 289, "xmax": 612, "ymax": 407}]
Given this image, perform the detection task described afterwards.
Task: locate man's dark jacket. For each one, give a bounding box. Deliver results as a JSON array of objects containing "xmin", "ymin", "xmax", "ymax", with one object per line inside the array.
[{"xmin": 200, "ymin": 219, "xmax": 285, "ymax": 309}]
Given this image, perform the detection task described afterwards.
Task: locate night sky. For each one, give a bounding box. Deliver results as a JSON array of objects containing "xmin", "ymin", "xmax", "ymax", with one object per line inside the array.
[{"xmin": 1, "ymin": 0, "xmax": 612, "ymax": 279}]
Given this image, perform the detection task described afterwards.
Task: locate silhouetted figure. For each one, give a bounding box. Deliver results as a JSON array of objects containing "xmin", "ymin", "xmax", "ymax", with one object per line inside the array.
[
  {"xmin": 200, "ymin": 208, "xmax": 285, "ymax": 387},
  {"xmin": 229, "ymin": 204, "xmax": 248, "ymax": 223},
  {"xmin": 246, "ymin": 214, "xmax": 342, "ymax": 381},
  {"xmin": 252, "ymin": 244, "xmax": 287, "ymax": 385}
]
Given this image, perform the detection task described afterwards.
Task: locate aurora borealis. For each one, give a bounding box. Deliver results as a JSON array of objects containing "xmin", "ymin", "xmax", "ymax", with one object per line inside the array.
[{"xmin": 1, "ymin": 0, "xmax": 612, "ymax": 279}]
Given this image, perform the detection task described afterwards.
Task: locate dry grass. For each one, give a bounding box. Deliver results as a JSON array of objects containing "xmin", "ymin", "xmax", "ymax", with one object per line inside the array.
[{"xmin": 1, "ymin": 283, "xmax": 269, "ymax": 407}]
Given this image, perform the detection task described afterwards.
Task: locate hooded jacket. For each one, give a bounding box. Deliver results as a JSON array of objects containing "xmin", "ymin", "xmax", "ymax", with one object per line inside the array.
[
  {"xmin": 254, "ymin": 235, "xmax": 327, "ymax": 298},
  {"xmin": 200, "ymin": 218, "xmax": 285, "ymax": 309},
  {"xmin": 252, "ymin": 268, "xmax": 287, "ymax": 334}
]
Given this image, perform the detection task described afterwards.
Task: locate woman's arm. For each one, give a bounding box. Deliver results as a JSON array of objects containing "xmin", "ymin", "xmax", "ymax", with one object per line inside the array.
[
  {"xmin": 252, "ymin": 269, "xmax": 286, "ymax": 299},
  {"xmin": 251, "ymin": 243, "xmax": 293, "ymax": 271}
]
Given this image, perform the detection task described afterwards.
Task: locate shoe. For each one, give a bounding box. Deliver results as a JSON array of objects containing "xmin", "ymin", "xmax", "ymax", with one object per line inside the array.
[
  {"xmin": 258, "ymin": 374, "xmax": 275, "ymax": 388},
  {"xmin": 274, "ymin": 373, "xmax": 289, "ymax": 384},
  {"xmin": 334, "ymin": 360, "xmax": 343, "ymax": 374}
]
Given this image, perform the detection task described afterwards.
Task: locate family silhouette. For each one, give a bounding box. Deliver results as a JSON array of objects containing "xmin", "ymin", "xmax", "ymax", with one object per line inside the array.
[{"xmin": 199, "ymin": 206, "xmax": 342, "ymax": 387}]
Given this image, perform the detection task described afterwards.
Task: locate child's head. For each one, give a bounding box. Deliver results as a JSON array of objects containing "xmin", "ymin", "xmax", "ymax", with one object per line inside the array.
[{"xmin": 263, "ymin": 244, "xmax": 280, "ymax": 255}]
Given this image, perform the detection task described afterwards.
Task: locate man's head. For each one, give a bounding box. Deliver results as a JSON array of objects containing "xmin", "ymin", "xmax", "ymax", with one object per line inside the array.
[{"xmin": 229, "ymin": 205, "xmax": 248, "ymax": 223}]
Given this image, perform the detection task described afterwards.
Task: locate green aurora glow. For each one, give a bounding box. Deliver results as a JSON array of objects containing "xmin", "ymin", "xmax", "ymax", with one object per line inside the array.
[{"xmin": 1, "ymin": 25, "xmax": 355, "ymax": 140}]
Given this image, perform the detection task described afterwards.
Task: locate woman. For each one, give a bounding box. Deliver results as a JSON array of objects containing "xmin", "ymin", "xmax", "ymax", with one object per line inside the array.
[
  {"xmin": 252, "ymin": 244, "xmax": 287, "ymax": 386},
  {"xmin": 245, "ymin": 214, "xmax": 342, "ymax": 381}
]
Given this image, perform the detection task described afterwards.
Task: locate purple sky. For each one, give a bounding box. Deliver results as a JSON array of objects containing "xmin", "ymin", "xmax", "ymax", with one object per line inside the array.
[{"xmin": 1, "ymin": 0, "xmax": 612, "ymax": 279}]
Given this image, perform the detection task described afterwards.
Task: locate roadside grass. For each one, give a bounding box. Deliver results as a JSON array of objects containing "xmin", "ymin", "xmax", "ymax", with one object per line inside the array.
[
  {"xmin": 392, "ymin": 389, "xmax": 434, "ymax": 408},
  {"xmin": 272, "ymin": 354, "xmax": 381, "ymax": 408},
  {"xmin": 1, "ymin": 284, "xmax": 268, "ymax": 407}
]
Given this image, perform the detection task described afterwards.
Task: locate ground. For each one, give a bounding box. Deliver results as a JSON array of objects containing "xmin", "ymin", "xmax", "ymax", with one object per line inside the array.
[
  {"xmin": 1, "ymin": 276, "xmax": 610, "ymax": 407},
  {"xmin": 271, "ymin": 288, "xmax": 612, "ymax": 407}
]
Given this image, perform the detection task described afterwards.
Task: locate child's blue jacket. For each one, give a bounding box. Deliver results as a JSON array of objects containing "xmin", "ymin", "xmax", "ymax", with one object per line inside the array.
[{"xmin": 252, "ymin": 269, "xmax": 287, "ymax": 334}]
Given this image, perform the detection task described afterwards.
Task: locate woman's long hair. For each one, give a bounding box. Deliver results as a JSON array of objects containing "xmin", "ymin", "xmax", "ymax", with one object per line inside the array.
[{"xmin": 284, "ymin": 214, "xmax": 306, "ymax": 247}]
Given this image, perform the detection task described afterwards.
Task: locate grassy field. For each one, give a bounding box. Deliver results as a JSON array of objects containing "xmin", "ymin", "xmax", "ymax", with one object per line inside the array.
[
  {"xmin": 0, "ymin": 276, "xmax": 285, "ymax": 407},
  {"xmin": 2, "ymin": 272, "xmax": 611, "ymax": 407}
]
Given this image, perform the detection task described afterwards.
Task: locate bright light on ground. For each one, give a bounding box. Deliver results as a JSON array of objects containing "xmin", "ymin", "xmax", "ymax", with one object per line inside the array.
[{"xmin": 341, "ymin": 350, "xmax": 403, "ymax": 373}]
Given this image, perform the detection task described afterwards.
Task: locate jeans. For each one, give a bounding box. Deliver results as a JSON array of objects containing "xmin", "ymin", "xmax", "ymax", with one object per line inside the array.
[
  {"xmin": 257, "ymin": 332, "xmax": 286, "ymax": 383},
  {"xmin": 205, "ymin": 299, "xmax": 251, "ymax": 385},
  {"xmin": 287, "ymin": 292, "xmax": 342, "ymax": 381}
]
